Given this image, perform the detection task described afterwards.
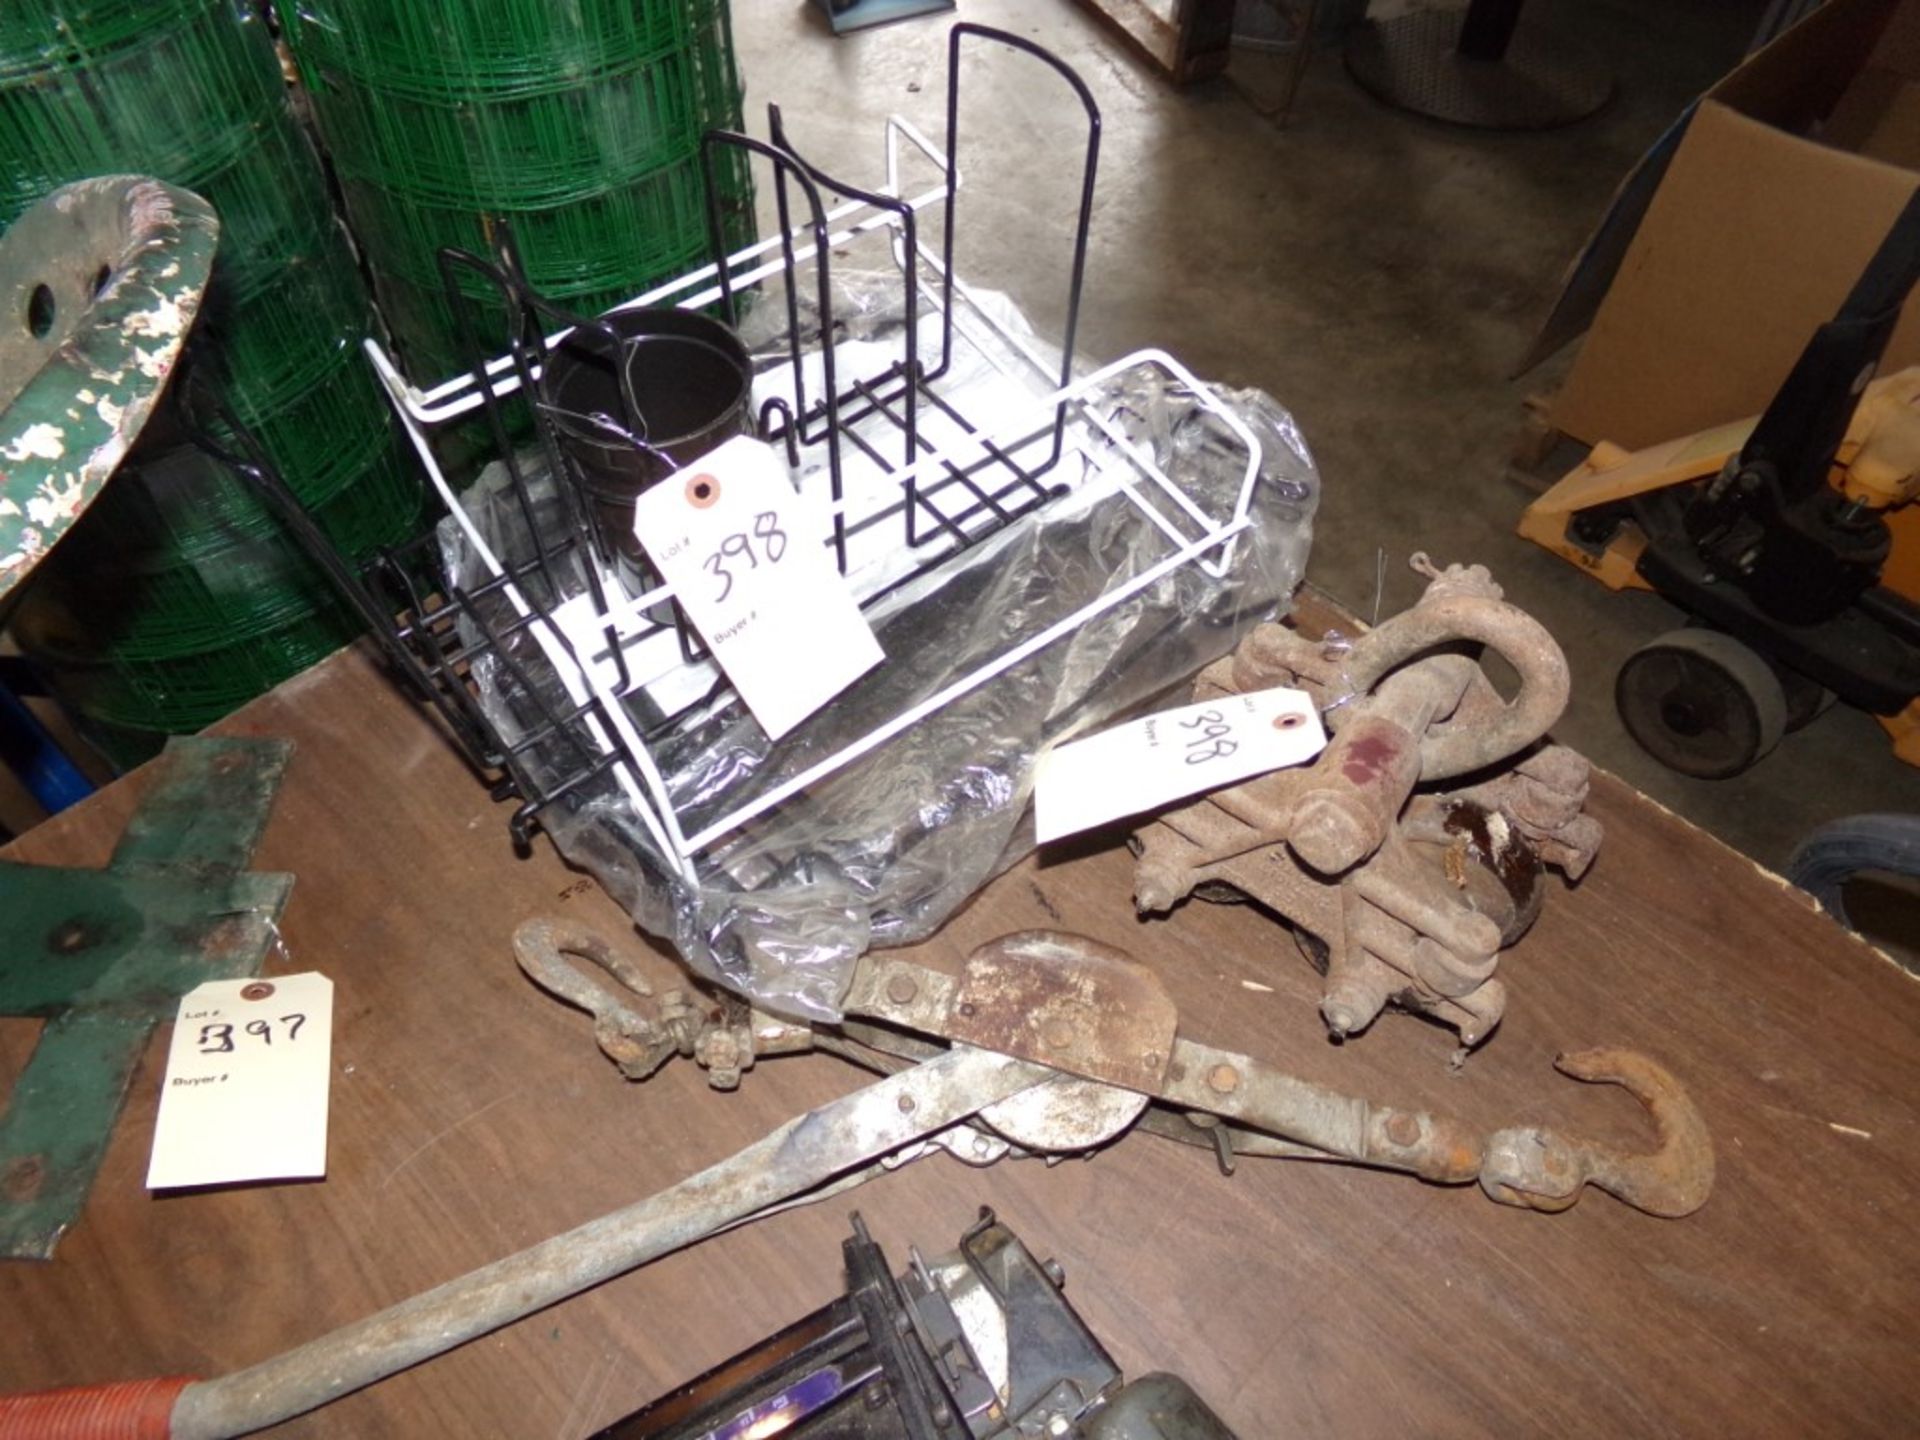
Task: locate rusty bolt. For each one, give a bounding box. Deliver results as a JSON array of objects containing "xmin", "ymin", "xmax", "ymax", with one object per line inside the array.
[
  {"xmin": 1289, "ymin": 795, "xmax": 1371, "ymax": 875},
  {"xmin": 884, "ymin": 972, "xmax": 918, "ymax": 1006},
  {"xmin": 1042, "ymin": 1018, "xmax": 1077, "ymax": 1051},
  {"xmin": 897, "ymin": 1093, "xmax": 917, "ymax": 1114},
  {"xmin": 1207, "ymin": 1064, "xmax": 1241, "ymax": 1095},
  {"xmin": 1385, "ymin": 1112, "xmax": 1421, "ymax": 1147}
]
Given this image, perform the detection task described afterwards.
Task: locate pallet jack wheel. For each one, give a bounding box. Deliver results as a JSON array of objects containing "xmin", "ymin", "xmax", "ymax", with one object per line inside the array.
[
  {"xmin": 1616, "ymin": 628, "xmax": 1789, "ymax": 779},
  {"xmin": 1775, "ymin": 665, "xmax": 1838, "ymax": 733}
]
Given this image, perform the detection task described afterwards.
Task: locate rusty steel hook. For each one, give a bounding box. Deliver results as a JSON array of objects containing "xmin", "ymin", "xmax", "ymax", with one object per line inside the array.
[{"xmin": 1477, "ymin": 1048, "xmax": 1716, "ymax": 1218}]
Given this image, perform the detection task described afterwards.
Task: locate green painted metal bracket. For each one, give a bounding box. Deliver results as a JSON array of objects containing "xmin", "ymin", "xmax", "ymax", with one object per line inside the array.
[
  {"xmin": 0, "ymin": 176, "xmax": 218, "ymax": 601},
  {"xmin": 0, "ymin": 734, "xmax": 292, "ymax": 1259}
]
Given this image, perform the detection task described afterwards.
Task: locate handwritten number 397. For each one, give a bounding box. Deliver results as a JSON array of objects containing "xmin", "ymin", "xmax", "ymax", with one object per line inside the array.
[
  {"xmin": 198, "ymin": 1014, "xmax": 307, "ymax": 1053},
  {"xmin": 702, "ymin": 511, "xmax": 789, "ymax": 603}
]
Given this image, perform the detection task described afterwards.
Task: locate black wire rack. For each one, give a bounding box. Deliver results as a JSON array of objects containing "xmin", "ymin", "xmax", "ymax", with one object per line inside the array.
[{"xmin": 217, "ymin": 24, "xmax": 1264, "ymax": 864}]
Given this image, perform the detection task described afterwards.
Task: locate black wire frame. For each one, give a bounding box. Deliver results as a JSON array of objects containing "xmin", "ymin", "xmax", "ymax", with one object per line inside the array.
[
  {"xmin": 178, "ymin": 24, "xmax": 1108, "ymax": 854},
  {"xmin": 699, "ymin": 22, "xmax": 1103, "ymax": 577},
  {"xmin": 178, "ymin": 374, "xmax": 632, "ymax": 854}
]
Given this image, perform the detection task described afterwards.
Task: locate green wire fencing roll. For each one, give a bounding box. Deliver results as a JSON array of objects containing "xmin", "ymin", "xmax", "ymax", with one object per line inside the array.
[
  {"xmin": 342, "ymin": 143, "xmax": 752, "ymax": 301},
  {"xmin": 280, "ymin": 0, "xmax": 690, "ymax": 98},
  {"xmin": 192, "ymin": 220, "xmax": 369, "ymax": 423},
  {"xmin": 0, "ymin": 0, "xmax": 424, "ymax": 744},
  {"xmin": 299, "ymin": 44, "xmax": 705, "ymax": 211},
  {"xmin": 0, "ymin": 0, "xmax": 213, "ymax": 79},
  {"xmin": 283, "ymin": 0, "xmax": 756, "ymax": 384},
  {"xmin": 22, "ymin": 438, "xmax": 420, "ymax": 660},
  {"xmin": 29, "ymin": 599, "xmax": 367, "ymax": 733},
  {"xmin": 0, "ymin": 1, "xmax": 281, "ymax": 216}
]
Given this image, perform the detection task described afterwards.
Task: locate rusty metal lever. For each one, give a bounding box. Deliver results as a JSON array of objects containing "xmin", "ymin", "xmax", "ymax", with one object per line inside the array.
[{"xmin": 841, "ymin": 931, "xmax": 1715, "ymax": 1219}]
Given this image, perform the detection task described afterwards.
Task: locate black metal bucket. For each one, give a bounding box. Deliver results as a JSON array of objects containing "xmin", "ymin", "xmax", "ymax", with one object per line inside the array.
[{"xmin": 539, "ymin": 307, "xmax": 752, "ymax": 594}]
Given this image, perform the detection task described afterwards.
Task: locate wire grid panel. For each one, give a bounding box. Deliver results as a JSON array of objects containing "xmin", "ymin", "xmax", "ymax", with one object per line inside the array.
[{"xmin": 366, "ymin": 114, "xmax": 1266, "ymax": 881}]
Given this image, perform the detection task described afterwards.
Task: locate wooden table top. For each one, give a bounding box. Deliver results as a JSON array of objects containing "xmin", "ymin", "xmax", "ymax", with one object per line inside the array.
[{"xmin": 5, "ymin": 629, "xmax": 1917, "ymax": 1438}]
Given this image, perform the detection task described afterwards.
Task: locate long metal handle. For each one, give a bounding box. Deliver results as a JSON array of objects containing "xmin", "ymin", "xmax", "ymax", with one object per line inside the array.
[{"xmin": 129, "ymin": 1047, "xmax": 1042, "ymax": 1438}]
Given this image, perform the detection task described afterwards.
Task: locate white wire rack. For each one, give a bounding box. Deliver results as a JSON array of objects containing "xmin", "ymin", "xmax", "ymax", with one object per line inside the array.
[{"xmin": 363, "ymin": 73, "xmax": 1264, "ymax": 886}]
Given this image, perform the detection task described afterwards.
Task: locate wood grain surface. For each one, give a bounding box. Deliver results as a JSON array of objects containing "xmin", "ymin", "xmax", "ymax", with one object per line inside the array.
[{"xmin": 4, "ymin": 633, "xmax": 1917, "ymax": 1438}]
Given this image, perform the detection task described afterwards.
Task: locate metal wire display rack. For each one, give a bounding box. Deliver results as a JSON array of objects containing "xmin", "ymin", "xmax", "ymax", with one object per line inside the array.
[{"xmin": 339, "ymin": 23, "xmax": 1269, "ymax": 876}]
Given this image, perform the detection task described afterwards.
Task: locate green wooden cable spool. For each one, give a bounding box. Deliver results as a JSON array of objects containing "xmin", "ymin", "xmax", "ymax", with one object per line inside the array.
[{"xmin": 0, "ymin": 176, "xmax": 218, "ymax": 599}]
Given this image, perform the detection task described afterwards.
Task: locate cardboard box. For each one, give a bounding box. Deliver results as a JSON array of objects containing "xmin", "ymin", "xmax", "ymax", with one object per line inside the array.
[{"xmin": 1538, "ymin": 0, "xmax": 1920, "ymax": 451}]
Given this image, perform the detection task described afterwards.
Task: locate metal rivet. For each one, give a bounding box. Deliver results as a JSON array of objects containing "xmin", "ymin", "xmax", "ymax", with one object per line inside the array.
[
  {"xmin": 1385, "ymin": 1112, "xmax": 1420, "ymax": 1147},
  {"xmin": 885, "ymin": 973, "xmax": 918, "ymax": 1006},
  {"xmin": 1207, "ymin": 1064, "xmax": 1240, "ymax": 1095},
  {"xmin": 1042, "ymin": 1019, "xmax": 1076, "ymax": 1051},
  {"xmin": 897, "ymin": 1093, "xmax": 916, "ymax": 1114}
]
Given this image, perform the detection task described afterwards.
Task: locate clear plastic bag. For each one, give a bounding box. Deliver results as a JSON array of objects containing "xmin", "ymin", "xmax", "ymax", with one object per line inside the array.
[{"xmin": 443, "ymin": 289, "xmax": 1319, "ymax": 1022}]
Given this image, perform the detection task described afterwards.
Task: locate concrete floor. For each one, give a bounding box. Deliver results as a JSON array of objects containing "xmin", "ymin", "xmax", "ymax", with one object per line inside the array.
[{"xmin": 734, "ymin": 0, "xmax": 1920, "ymax": 883}]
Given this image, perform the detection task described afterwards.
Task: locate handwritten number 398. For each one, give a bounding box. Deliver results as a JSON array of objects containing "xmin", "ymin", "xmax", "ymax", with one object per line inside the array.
[
  {"xmin": 702, "ymin": 511, "xmax": 789, "ymax": 603},
  {"xmin": 1178, "ymin": 709, "xmax": 1238, "ymax": 766}
]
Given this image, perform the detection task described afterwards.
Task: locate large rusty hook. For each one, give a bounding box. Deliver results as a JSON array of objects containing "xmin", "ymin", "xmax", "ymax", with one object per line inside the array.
[{"xmin": 1477, "ymin": 1048, "xmax": 1716, "ymax": 1218}]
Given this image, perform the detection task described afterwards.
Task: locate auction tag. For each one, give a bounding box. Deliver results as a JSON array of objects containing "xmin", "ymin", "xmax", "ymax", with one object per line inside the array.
[
  {"xmin": 632, "ymin": 435, "xmax": 884, "ymax": 740},
  {"xmin": 146, "ymin": 972, "xmax": 333, "ymax": 1190},
  {"xmin": 1034, "ymin": 685, "xmax": 1327, "ymax": 843}
]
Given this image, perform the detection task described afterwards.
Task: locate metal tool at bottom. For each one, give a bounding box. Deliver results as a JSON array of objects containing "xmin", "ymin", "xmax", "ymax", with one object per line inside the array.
[
  {"xmin": 599, "ymin": 1210, "xmax": 1240, "ymax": 1439},
  {"xmin": 0, "ymin": 926, "xmax": 1710, "ymax": 1436}
]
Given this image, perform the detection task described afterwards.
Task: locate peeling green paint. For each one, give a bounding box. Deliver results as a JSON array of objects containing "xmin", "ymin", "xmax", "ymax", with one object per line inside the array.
[{"xmin": 0, "ymin": 176, "xmax": 217, "ymax": 599}]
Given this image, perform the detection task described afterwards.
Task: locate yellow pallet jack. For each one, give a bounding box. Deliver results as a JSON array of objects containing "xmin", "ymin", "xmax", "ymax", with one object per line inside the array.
[{"xmin": 1520, "ymin": 191, "xmax": 1920, "ymax": 777}]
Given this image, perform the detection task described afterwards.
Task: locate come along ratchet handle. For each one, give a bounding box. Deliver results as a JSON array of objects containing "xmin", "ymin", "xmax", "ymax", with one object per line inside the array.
[{"xmin": 0, "ymin": 1046, "xmax": 1051, "ymax": 1440}]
